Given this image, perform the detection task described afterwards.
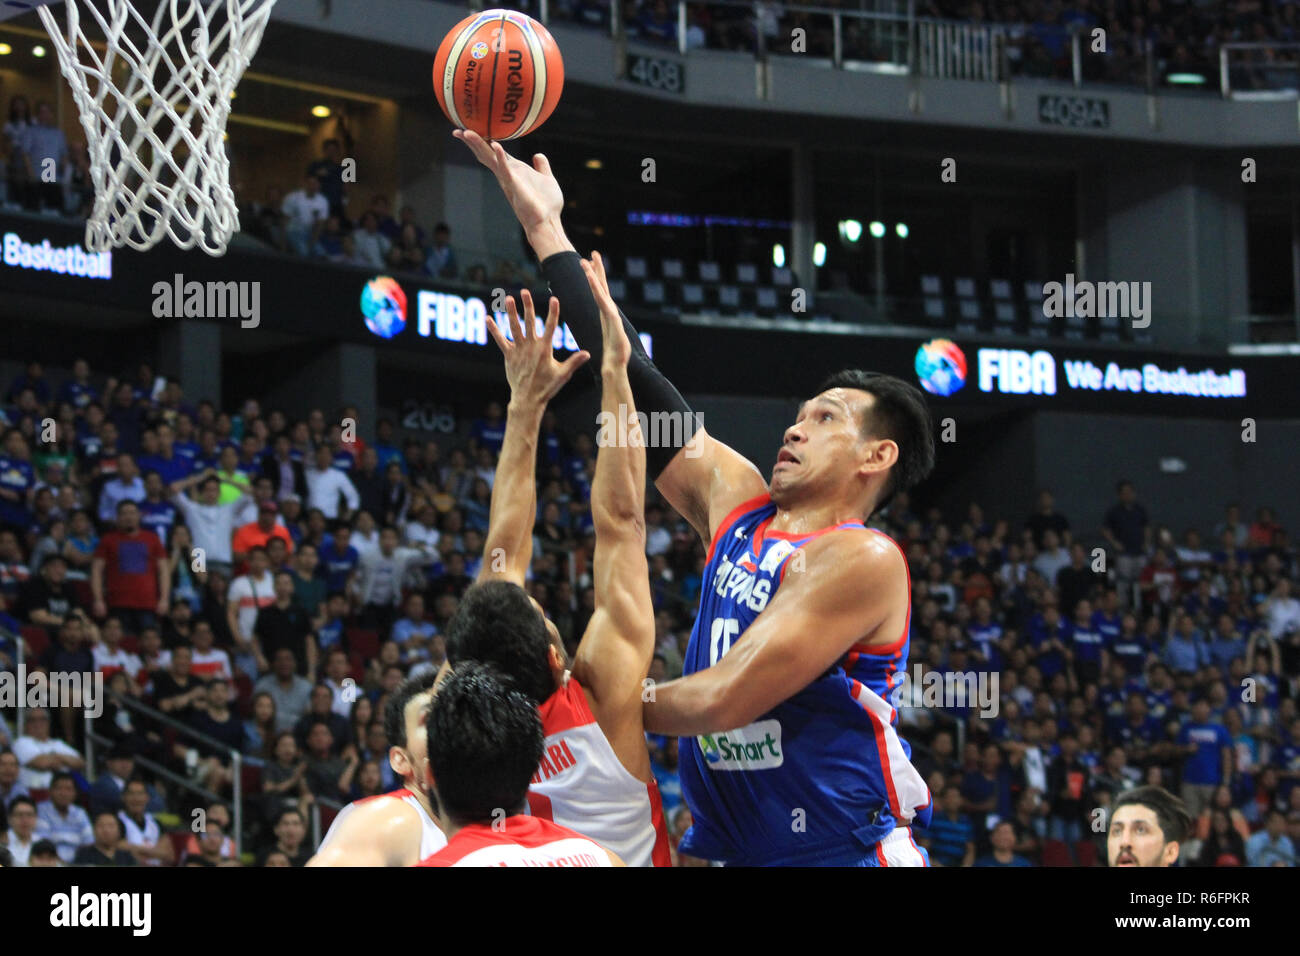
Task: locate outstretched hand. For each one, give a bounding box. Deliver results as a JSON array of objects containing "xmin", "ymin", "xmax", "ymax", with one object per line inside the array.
[
  {"xmin": 486, "ymin": 289, "xmax": 590, "ymax": 409},
  {"xmin": 453, "ymin": 129, "xmax": 564, "ymax": 235},
  {"xmin": 581, "ymin": 251, "xmax": 632, "ymax": 371}
]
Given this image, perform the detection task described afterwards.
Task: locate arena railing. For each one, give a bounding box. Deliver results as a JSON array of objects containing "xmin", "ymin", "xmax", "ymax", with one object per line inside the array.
[
  {"xmin": 1219, "ymin": 43, "xmax": 1300, "ymax": 99},
  {"xmin": 85, "ymin": 689, "xmax": 245, "ymax": 858},
  {"xmin": 3, "ymin": 627, "xmax": 26, "ymax": 738},
  {"xmin": 309, "ymin": 793, "xmax": 345, "ymax": 850}
]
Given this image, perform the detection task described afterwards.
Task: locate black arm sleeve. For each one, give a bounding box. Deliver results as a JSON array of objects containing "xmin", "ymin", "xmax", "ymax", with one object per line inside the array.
[{"xmin": 541, "ymin": 250, "xmax": 700, "ymax": 478}]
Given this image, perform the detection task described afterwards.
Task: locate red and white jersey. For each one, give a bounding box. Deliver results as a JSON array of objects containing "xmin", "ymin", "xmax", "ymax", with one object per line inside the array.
[
  {"xmin": 525, "ymin": 675, "xmax": 671, "ymax": 867},
  {"xmin": 416, "ymin": 816, "xmax": 613, "ymax": 867},
  {"xmin": 319, "ymin": 787, "xmax": 446, "ymax": 860},
  {"xmin": 190, "ymin": 648, "xmax": 232, "ymax": 681}
]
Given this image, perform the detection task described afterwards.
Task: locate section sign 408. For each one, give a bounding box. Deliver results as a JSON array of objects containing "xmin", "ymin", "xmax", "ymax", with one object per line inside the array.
[
  {"xmin": 625, "ymin": 53, "xmax": 685, "ymax": 95},
  {"xmin": 1038, "ymin": 94, "xmax": 1109, "ymax": 129}
]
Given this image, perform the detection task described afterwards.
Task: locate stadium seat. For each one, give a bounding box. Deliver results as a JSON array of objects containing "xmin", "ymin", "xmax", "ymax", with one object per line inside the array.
[
  {"xmin": 717, "ymin": 285, "xmax": 740, "ymax": 314},
  {"xmin": 698, "ymin": 261, "xmax": 721, "ymax": 282},
  {"xmin": 232, "ymin": 672, "xmax": 253, "ymax": 711},
  {"xmin": 239, "ymin": 763, "xmax": 263, "ymax": 796},
  {"xmin": 319, "ymin": 803, "xmax": 340, "ymax": 834},
  {"xmin": 121, "ymin": 634, "xmax": 139, "ymax": 654},
  {"xmin": 989, "ymin": 278, "xmax": 1012, "ymax": 300},
  {"xmin": 625, "ymin": 256, "xmax": 647, "ymax": 279},
  {"xmin": 19, "ymin": 625, "xmax": 48, "ymax": 663},
  {"xmin": 29, "ymin": 788, "xmax": 49, "ymax": 805},
  {"xmin": 1023, "ymin": 280, "xmax": 1044, "ymax": 302},
  {"xmin": 681, "ymin": 283, "xmax": 705, "ymax": 309},
  {"xmin": 71, "ymin": 580, "xmax": 93, "ymax": 608},
  {"xmin": 661, "ymin": 258, "xmax": 684, "ymax": 279},
  {"xmin": 345, "ymin": 628, "xmax": 380, "ymax": 660},
  {"xmin": 1040, "ymin": 839, "xmax": 1073, "ymax": 866},
  {"xmin": 641, "ymin": 279, "xmax": 666, "ymax": 305},
  {"xmin": 735, "ymin": 263, "xmax": 758, "ymax": 284},
  {"xmin": 771, "ymin": 266, "xmax": 794, "ymax": 287},
  {"xmin": 953, "ymin": 277, "xmax": 978, "ymax": 299},
  {"xmin": 755, "ymin": 286, "xmax": 778, "ymax": 315},
  {"xmin": 956, "ymin": 298, "xmax": 982, "ymax": 332},
  {"xmin": 606, "ymin": 276, "xmax": 626, "ymax": 300},
  {"xmin": 924, "ymin": 298, "xmax": 947, "ymax": 323},
  {"xmin": 993, "ymin": 300, "xmax": 1018, "ymax": 333},
  {"xmin": 169, "ymin": 831, "xmax": 190, "ymax": 864},
  {"xmin": 1075, "ymin": 840, "xmax": 1098, "ymax": 867}
]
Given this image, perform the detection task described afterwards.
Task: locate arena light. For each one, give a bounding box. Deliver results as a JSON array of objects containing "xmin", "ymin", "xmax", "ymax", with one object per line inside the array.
[
  {"xmin": 772, "ymin": 243, "xmax": 786, "ymax": 268},
  {"xmin": 869, "ymin": 220, "xmax": 886, "ymax": 239},
  {"xmin": 311, "ymin": 105, "xmax": 331, "ymax": 118},
  {"xmin": 838, "ymin": 219, "xmax": 863, "ymax": 243},
  {"xmin": 584, "ymin": 158, "xmax": 603, "ymax": 170},
  {"xmin": 32, "ymin": 44, "xmax": 46, "ymax": 58},
  {"xmin": 896, "ymin": 222, "xmax": 909, "ymax": 238},
  {"xmin": 1166, "ymin": 72, "xmax": 1207, "ymax": 86},
  {"xmin": 813, "ymin": 242, "xmax": 827, "ymax": 267},
  {"xmin": 0, "ymin": 43, "xmax": 12, "ymax": 56}
]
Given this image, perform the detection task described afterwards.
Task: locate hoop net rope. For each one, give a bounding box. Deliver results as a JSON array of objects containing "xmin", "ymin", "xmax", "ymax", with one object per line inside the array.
[{"xmin": 37, "ymin": 0, "xmax": 277, "ymax": 255}]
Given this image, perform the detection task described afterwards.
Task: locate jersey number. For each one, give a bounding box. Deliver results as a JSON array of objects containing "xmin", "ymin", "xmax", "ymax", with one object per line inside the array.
[{"xmin": 710, "ymin": 618, "xmax": 739, "ymax": 666}]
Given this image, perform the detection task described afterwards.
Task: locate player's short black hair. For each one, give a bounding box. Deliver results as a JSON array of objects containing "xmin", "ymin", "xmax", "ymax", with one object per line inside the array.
[
  {"xmin": 384, "ymin": 670, "xmax": 440, "ymax": 750},
  {"xmin": 1111, "ymin": 786, "xmax": 1191, "ymax": 844},
  {"xmin": 426, "ymin": 661, "xmax": 543, "ymax": 826},
  {"xmin": 816, "ymin": 370, "xmax": 935, "ymax": 515},
  {"xmin": 445, "ymin": 580, "xmax": 554, "ymax": 706}
]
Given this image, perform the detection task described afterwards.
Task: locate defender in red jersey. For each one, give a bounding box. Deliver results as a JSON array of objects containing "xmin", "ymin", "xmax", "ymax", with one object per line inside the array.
[
  {"xmin": 439, "ymin": 275, "xmax": 670, "ymax": 866},
  {"xmin": 417, "ymin": 662, "xmax": 622, "ymax": 867},
  {"xmin": 307, "ymin": 671, "xmax": 446, "ymax": 865}
]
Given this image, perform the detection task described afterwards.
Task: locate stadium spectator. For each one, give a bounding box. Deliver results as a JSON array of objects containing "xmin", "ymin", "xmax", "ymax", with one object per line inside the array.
[
  {"xmin": 386, "ymin": 222, "xmax": 428, "ymax": 274},
  {"xmin": 306, "ymin": 138, "xmax": 348, "ymax": 220},
  {"xmin": 973, "ymin": 819, "xmax": 1033, "ymax": 867},
  {"xmin": 426, "ymin": 221, "xmax": 458, "ymax": 278},
  {"xmin": 118, "ymin": 778, "xmax": 174, "ymax": 866},
  {"xmin": 2, "ymin": 796, "xmax": 38, "ymax": 866},
  {"xmin": 261, "ymin": 806, "xmax": 311, "ymax": 866},
  {"xmin": 305, "ymin": 444, "xmax": 359, "ymax": 520},
  {"xmin": 1245, "ymin": 809, "xmax": 1296, "ymax": 867},
  {"xmin": 12, "ymin": 708, "xmax": 84, "ymax": 791},
  {"xmin": 282, "ymin": 174, "xmax": 330, "ymax": 257},
  {"xmin": 90, "ymin": 499, "xmax": 167, "ymax": 633},
  {"xmin": 924, "ymin": 784, "xmax": 976, "ymax": 867},
  {"xmin": 352, "ymin": 211, "xmax": 391, "ymax": 269},
  {"xmin": 254, "ymin": 649, "xmax": 314, "ymax": 733},
  {"xmin": 254, "ymin": 570, "xmax": 318, "ymax": 679},
  {"xmin": 35, "ymin": 772, "xmax": 92, "ymax": 863},
  {"xmin": 73, "ymin": 812, "xmax": 136, "ymax": 866},
  {"xmin": 19, "ymin": 101, "xmax": 67, "ymax": 213},
  {"xmin": 352, "ymin": 525, "xmax": 431, "ymax": 634}
]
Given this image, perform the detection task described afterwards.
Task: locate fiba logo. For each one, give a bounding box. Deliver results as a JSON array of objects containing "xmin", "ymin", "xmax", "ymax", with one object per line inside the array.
[
  {"xmin": 470, "ymin": 41, "xmax": 488, "ymax": 59},
  {"xmin": 361, "ymin": 277, "xmax": 408, "ymax": 339},
  {"xmin": 914, "ymin": 338, "xmax": 968, "ymax": 397}
]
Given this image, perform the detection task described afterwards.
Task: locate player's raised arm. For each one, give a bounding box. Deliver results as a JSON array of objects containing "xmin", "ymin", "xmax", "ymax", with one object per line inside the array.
[
  {"xmin": 479, "ymin": 290, "xmax": 590, "ymax": 587},
  {"xmin": 455, "ymin": 130, "xmax": 766, "ymax": 544},
  {"xmin": 569, "ymin": 252, "xmax": 655, "ymax": 716},
  {"xmin": 643, "ymin": 530, "xmax": 904, "ymax": 736}
]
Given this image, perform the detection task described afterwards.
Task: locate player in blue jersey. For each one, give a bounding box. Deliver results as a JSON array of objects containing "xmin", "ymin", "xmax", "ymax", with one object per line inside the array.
[{"xmin": 456, "ymin": 130, "xmax": 936, "ymax": 866}]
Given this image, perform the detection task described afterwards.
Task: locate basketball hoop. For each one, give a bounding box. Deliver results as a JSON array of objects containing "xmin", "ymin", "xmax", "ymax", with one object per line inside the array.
[{"xmin": 35, "ymin": 0, "xmax": 278, "ymax": 255}]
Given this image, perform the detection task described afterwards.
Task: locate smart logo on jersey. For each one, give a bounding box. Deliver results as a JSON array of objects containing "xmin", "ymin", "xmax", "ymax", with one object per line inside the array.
[
  {"xmin": 361, "ymin": 276, "xmax": 408, "ymax": 339},
  {"xmin": 698, "ymin": 720, "xmax": 784, "ymax": 771},
  {"xmin": 914, "ymin": 338, "xmax": 967, "ymax": 397}
]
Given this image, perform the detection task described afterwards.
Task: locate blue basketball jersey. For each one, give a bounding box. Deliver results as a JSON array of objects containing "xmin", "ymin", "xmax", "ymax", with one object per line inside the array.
[{"xmin": 678, "ymin": 494, "xmax": 932, "ymax": 866}]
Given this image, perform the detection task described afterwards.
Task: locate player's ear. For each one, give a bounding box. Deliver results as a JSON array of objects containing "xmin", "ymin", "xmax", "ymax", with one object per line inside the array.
[
  {"xmin": 1162, "ymin": 840, "xmax": 1180, "ymax": 866},
  {"xmin": 389, "ymin": 746, "xmax": 411, "ymax": 779},
  {"xmin": 860, "ymin": 437, "xmax": 899, "ymax": 479}
]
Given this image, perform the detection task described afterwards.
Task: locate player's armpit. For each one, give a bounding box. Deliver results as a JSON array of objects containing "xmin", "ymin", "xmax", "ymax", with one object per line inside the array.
[
  {"xmin": 655, "ymin": 427, "xmax": 767, "ymax": 544},
  {"xmin": 643, "ymin": 530, "xmax": 903, "ymax": 736}
]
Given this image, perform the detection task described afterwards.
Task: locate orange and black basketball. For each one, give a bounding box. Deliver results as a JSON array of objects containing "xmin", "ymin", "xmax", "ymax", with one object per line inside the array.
[{"xmin": 433, "ymin": 9, "xmax": 564, "ymax": 141}]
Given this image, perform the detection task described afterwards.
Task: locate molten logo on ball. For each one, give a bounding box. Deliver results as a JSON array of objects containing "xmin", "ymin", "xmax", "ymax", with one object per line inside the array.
[
  {"xmin": 361, "ymin": 277, "xmax": 408, "ymax": 339},
  {"xmin": 914, "ymin": 338, "xmax": 967, "ymax": 397}
]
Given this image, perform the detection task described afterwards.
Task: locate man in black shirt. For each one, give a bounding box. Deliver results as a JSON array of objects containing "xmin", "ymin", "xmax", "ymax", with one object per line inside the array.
[
  {"xmin": 1057, "ymin": 542, "xmax": 1103, "ymax": 618},
  {"xmin": 1103, "ymin": 480, "xmax": 1150, "ymax": 607},
  {"xmin": 253, "ymin": 570, "xmax": 318, "ymax": 681},
  {"xmin": 292, "ymin": 684, "xmax": 351, "ymax": 757},
  {"xmin": 15, "ymin": 554, "xmax": 82, "ymax": 637},
  {"xmin": 152, "ymin": 645, "xmax": 208, "ymax": 724},
  {"xmin": 305, "ymin": 138, "xmax": 348, "ymax": 221},
  {"xmin": 73, "ymin": 812, "xmax": 137, "ymax": 866},
  {"xmin": 1025, "ymin": 489, "xmax": 1071, "ymax": 550},
  {"xmin": 38, "ymin": 614, "xmax": 96, "ymax": 744}
]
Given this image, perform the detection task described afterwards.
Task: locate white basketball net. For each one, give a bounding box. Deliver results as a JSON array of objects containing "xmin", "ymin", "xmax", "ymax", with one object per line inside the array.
[{"xmin": 37, "ymin": 0, "xmax": 278, "ymax": 255}]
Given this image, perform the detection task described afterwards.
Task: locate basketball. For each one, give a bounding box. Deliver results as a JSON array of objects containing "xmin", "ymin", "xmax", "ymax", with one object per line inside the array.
[{"xmin": 432, "ymin": 9, "xmax": 564, "ymax": 141}]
